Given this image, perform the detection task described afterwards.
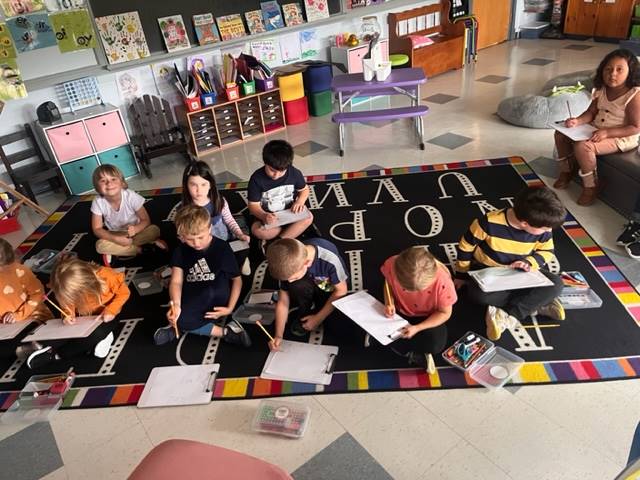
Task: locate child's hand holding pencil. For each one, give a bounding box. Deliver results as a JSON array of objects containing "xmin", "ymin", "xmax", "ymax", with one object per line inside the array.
[
  {"xmin": 383, "ymin": 280, "xmax": 395, "ymax": 318},
  {"xmin": 167, "ymin": 301, "xmax": 180, "ymax": 339}
]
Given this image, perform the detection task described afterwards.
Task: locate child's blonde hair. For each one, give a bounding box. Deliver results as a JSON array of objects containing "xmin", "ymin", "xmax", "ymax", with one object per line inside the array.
[
  {"xmin": 266, "ymin": 238, "xmax": 307, "ymax": 280},
  {"xmin": 92, "ymin": 164, "xmax": 128, "ymax": 192},
  {"xmin": 394, "ymin": 247, "xmax": 443, "ymax": 291},
  {"xmin": 50, "ymin": 258, "xmax": 104, "ymax": 314},
  {"xmin": 0, "ymin": 238, "xmax": 15, "ymax": 266},
  {"xmin": 175, "ymin": 204, "xmax": 211, "ymax": 236}
]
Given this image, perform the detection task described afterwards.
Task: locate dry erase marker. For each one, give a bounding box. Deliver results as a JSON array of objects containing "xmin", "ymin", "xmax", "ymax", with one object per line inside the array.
[{"xmin": 566, "ymin": 100, "xmax": 573, "ymax": 119}]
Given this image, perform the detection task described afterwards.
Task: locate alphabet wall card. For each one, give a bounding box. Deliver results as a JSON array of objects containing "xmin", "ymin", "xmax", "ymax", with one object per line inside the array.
[
  {"xmin": 299, "ymin": 29, "xmax": 318, "ymax": 58},
  {"xmin": 0, "ymin": 58, "xmax": 27, "ymax": 100},
  {"xmin": 43, "ymin": 0, "xmax": 85, "ymax": 11},
  {"xmin": 304, "ymin": 0, "xmax": 330, "ymax": 22},
  {"xmin": 193, "ymin": 13, "xmax": 219, "ymax": 45},
  {"xmin": 0, "ymin": 0, "xmax": 45, "ymax": 17},
  {"xmin": 95, "ymin": 11, "xmax": 149, "ymax": 65},
  {"xmin": 7, "ymin": 13, "xmax": 56, "ymax": 52},
  {"xmin": 158, "ymin": 15, "xmax": 190, "ymax": 53},
  {"xmin": 282, "ymin": 3, "xmax": 305, "ymax": 26},
  {"xmin": 260, "ymin": 1, "xmax": 285, "ymax": 31},
  {"xmin": 244, "ymin": 10, "xmax": 266, "ymax": 35},
  {"xmin": 0, "ymin": 23, "xmax": 17, "ymax": 58},
  {"xmin": 216, "ymin": 14, "xmax": 246, "ymax": 42},
  {"xmin": 49, "ymin": 9, "xmax": 96, "ymax": 53}
]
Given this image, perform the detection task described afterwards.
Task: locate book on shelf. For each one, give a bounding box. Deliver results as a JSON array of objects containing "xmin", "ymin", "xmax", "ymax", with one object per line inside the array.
[
  {"xmin": 245, "ymin": 10, "xmax": 267, "ymax": 34},
  {"xmin": 216, "ymin": 14, "xmax": 247, "ymax": 41},
  {"xmin": 282, "ymin": 3, "xmax": 305, "ymax": 26},
  {"xmin": 193, "ymin": 13, "xmax": 220, "ymax": 45},
  {"xmin": 261, "ymin": 1, "xmax": 285, "ymax": 31}
]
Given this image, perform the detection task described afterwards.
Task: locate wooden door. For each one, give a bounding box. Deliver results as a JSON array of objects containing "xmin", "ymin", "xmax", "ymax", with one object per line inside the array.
[
  {"xmin": 564, "ymin": 0, "xmax": 599, "ymax": 35},
  {"xmin": 594, "ymin": 0, "xmax": 635, "ymax": 38},
  {"xmin": 473, "ymin": 0, "xmax": 511, "ymax": 49}
]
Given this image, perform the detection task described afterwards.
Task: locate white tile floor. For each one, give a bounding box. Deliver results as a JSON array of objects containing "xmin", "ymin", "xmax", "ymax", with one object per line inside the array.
[{"xmin": 3, "ymin": 39, "xmax": 638, "ymax": 479}]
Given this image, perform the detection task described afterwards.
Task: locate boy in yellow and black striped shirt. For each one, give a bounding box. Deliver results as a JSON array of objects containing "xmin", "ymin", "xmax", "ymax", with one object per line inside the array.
[{"xmin": 455, "ymin": 186, "xmax": 567, "ymax": 341}]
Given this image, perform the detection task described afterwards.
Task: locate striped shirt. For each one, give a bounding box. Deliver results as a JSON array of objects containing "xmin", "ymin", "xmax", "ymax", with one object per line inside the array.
[{"xmin": 455, "ymin": 209, "xmax": 555, "ymax": 273}]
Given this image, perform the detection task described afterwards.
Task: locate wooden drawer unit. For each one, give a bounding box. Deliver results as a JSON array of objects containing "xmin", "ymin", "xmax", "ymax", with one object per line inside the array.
[
  {"xmin": 84, "ymin": 111, "xmax": 128, "ymax": 151},
  {"xmin": 47, "ymin": 121, "xmax": 93, "ymax": 163},
  {"xmin": 237, "ymin": 98, "xmax": 264, "ymax": 138}
]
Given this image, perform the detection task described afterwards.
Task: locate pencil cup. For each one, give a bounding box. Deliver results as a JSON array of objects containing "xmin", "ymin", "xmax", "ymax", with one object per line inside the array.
[
  {"xmin": 184, "ymin": 97, "xmax": 202, "ymax": 112},
  {"xmin": 200, "ymin": 92, "xmax": 217, "ymax": 107},
  {"xmin": 225, "ymin": 85, "xmax": 240, "ymax": 101},
  {"xmin": 240, "ymin": 81, "xmax": 256, "ymax": 96},
  {"xmin": 255, "ymin": 77, "xmax": 275, "ymax": 92}
]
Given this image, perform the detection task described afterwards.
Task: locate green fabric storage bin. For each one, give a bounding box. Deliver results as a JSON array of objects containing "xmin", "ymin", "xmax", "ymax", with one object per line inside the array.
[
  {"xmin": 61, "ymin": 155, "xmax": 99, "ymax": 194},
  {"xmin": 98, "ymin": 146, "xmax": 138, "ymax": 178},
  {"xmin": 307, "ymin": 90, "xmax": 332, "ymax": 117}
]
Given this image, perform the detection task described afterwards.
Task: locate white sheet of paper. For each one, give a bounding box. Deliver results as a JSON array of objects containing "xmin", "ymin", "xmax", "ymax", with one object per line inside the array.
[
  {"xmin": 22, "ymin": 316, "xmax": 102, "ymax": 342},
  {"xmin": 0, "ymin": 320, "xmax": 33, "ymax": 341},
  {"xmin": 468, "ymin": 267, "xmax": 554, "ymax": 292},
  {"xmin": 332, "ymin": 291, "xmax": 409, "ymax": 346},
  {"xmin": 261, "ymin": 340, "xmax": 338, "ymax": 385},
  {"xmin": 138, "ymin": 364, "xmax": 219, "ymax": 408},
  {"xmin": 229, "ymin": 240, "xmax": 250, "ymax": 252},
  {"xmin": 549, "ymin": 122, "xmax": 597, "ymax": 141},
  {"xmin": 262, "ymin": 208, "xmax": 312, "ymax": 229},
  {"xmin": 248, "ymin": 292, "xmax": 274, "ymax": 304}
]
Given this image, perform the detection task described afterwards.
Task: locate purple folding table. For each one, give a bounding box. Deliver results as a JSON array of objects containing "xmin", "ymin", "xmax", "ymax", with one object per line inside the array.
[{"xmin": 331, "ymin": 67, "xmax": 429, "ymax": 156}]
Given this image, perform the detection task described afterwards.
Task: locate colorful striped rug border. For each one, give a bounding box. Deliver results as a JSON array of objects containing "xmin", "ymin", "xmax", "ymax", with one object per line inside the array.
[{"xmin": 11, "ymin": 156, "xmax": 640, "ymax": 408}]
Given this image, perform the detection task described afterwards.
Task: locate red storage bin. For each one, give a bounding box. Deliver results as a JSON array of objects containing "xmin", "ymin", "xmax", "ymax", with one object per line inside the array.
[
  {"xmin": 0, "ymin": 214, "xmax": 20, "ymax": 234},
  {"xmin": 283, "ymin": 96, "xmax": 309, "ymax": 125}
]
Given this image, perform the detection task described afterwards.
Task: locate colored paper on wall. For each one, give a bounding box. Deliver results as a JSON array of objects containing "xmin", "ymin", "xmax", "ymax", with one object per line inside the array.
[
  {"xmin": 299, "ymin": 29, "xmax": 318, "ymax": 58},
  {"xmin": 49, "ymin": 9, "xmax": 96, "ymax": 53},
  {"xmin": 244, "ymin": 9, "xmax": 266, "ymax": 35},
  {"xmin": 261, "ymin": 1, "xmax": 285, "ymax": 31},
  {"xmin": 95, "ymin": 11, "xmax": 149, "ymax": 65},
  {"xmin": 0, "ymin": 23, "xmax": 17, "ymax": 58},
  {"xmin": 0, "ymin": 58, "xmax": 27, "ymax": 100},
  {"xmin": 303, "ymin": 0, "xmax": 330, "ymax": 22},
  {"xmin": 250, "ymin": 39, "xmax": 278, "ymax": 67},
  {"xmin": 216, "ymin": 14, "xmax": 246, "ymax": 41},
  {"xmin": 282, "ymin": 3, "xmax": 305, "ymax": 26},
  {"xmin": 43, "ymin": 0, "xmax": 85, "ymax": 11},
  {"xmin": 280, "ymin": 32, "xmax": 301, "ymax": 63},
  {"xmin": 158, "ymin": 14, "xmax": 190, "ymax": 53},
  {"xmin": 7, "ymin": 12, "xmax": 57, "ymax": 52},
  {"xmin": 151, "ymin": 61, "xmax": 177, "ymax": 97},
  {"xmin": 193, "ymin": 13, "xmax": 219, "ymax": 45},
  {"xmin": 0, "ymin": 0, "xmax": 45, "ymax": 16}
]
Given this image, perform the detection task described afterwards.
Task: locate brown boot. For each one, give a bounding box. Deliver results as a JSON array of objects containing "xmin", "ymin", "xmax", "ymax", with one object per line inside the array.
[
  {"xmin": 577, "ymin": 186, "xmax": 599, "ymax": 206},
  {"xmin": 553, "ymin": 171, "xmax": 573, "ymax": 189}
]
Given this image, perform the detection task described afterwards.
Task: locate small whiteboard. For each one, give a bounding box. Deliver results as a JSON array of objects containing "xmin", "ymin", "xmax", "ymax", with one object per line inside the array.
[
  {"xmin": 261, "ymin": 341, "xmax": 338, "ymax": 385},
  {"xmin": 262, "ymin": 208, "xmax": 312, "ymax": 229},
  {"xmin": 0, "ymin": 321, "xmax": 33, "ymax": 341},
  {"xmin": 22, "ymin": 316, "xmax": 101, "ymax": 342},
  {"xmin": 138, "ymin": 364, "xmax": 219, "ymax": 408}
]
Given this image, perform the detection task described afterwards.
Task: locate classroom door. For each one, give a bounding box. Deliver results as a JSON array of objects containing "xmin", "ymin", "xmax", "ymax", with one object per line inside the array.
[
  {"xmin": 594, "ymin": 0, "xmax": 634, "ymax": 39},
  {"xmin": 473, "ymin": 0, "xmax": 512, "ymax": 49},
  {"xmin": 564, "ymin": 0, "xmax": 599, "ymax": 36}
]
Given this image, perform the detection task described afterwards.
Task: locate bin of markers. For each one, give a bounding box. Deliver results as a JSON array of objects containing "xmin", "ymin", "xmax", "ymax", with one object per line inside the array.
[
  {"xmin": 442, "ymin": 331, "xmax": 524, "ymax": 390},
  {"xmin": 200, "ymin": 92, "xmax": 217, "ymax": 107},
  {"xmin": 252, "ymin": 399, "xmax": 310, "ymax": 438},
  {"xmin": 255, "ymin": 77, "xmax": 275, "ymax": 92},
  {"xmin": 240, "ymin": 80, "xmax": 256, "ymax": 96}
]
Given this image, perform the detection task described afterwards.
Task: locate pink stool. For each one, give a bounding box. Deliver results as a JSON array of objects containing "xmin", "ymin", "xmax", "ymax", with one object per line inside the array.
[{"xmin": 128, "ymin": 439, "xmax": 292, "ymax": 480}]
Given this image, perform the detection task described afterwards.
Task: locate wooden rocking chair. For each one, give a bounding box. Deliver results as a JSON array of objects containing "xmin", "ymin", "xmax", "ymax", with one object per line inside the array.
[{"xmin": 129, "ymin": 95, "xmax": 191, "ymax": 178}]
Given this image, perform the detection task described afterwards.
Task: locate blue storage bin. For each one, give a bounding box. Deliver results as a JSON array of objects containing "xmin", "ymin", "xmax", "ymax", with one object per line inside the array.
[
  {"xmin": 61, "ymin": 156, "xmax": 99, "ymax": 194},
  {"xmin": 302, "ymin": 62, "xmax": 333, "ymax": 94},
  {"xmin": 98, "ymin": 146, "xmax": 138, "ymax": 178}
]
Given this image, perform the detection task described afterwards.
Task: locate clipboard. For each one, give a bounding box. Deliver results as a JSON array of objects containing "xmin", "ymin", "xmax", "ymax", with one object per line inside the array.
[
  {"xmin": 261, "ymin": 340, "xmax": 338, "ymax": 385},
  {"xmin": 137, "ymin": 364, "xmax": 220, "ymax": 408},
  {"xmin": 468, "ymin": 267, "xmax": 554, "ymax": 292},
  {"xmin": 549, "ymin": 122, "xmax": 596, "ymax": 142},
  {"xmin": 332, "ymin": 291, "xmax": 409, "ymax": 346},
  {"xmin": 0, "ymin": 320, "xmax": 33, "ymax": 341},
  {"xmin": 262, "ymin": 208, "xmax": 312, "ymax": 229},
  {"xmin": 22, "ymin": 316, "xmax": 102, "ymax": 342}
]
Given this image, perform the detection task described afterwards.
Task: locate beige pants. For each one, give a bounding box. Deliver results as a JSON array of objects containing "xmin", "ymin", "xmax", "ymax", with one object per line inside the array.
[
  {"xmin": 96, "ymin": 224, "xmax": 160, "ymax": 256},
  {"xmin": 554, "ymin": 131, "xmax": 620, "ymax": 174}
]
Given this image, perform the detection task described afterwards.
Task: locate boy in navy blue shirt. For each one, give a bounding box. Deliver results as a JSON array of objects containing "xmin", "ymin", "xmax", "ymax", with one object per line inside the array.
[
  {"xmin": 266, "ymin": 238, "xmax": 348, "ymax": 350},
  {"xmin": 153, "ymin": 205, "xmax": 250, "ymax": 347},
  {"xmin": 247, "ymin": 140, "xmax": 314, "ymax": 243}
]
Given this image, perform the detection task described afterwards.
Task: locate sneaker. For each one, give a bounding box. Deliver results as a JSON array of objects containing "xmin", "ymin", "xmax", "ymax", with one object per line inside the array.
[
  {"xmin": 15, "ymin": 342, "xmax": 41, "ymax": 361},
  {"xmin": 102, "ymin": 254, "xmax": 112, "ymax": 267},
  {"xmin": 27, "ymin": 346, "xmax": 56, "ymax": 369},
  {"xmin": 426, "ymin": 353, "xmax": 436, "ymax": 375},
  {"xmin": 289, "ymin": 318, "xmax": 308, "ymax": 337},
  {"xmin": 537, "ymin": 298, "xmax": 566, "ymax": 321},
  {"xmin": 153, "ymin": 325, "xmax": 177, "ymax": 346},
  {"xmin": 626, "ymin": 240, "xmax": 640, "ymax": 260},
  {"xmin": 241, "ymin": 257, "xmax": 252, "ymax": 276},
  {"xmin": 407, "ymin": 351, "xmax": 427, "ymax": 369},
  {"xmin": 617, "ymin": 221, "xmax": 640, "ymax": 246},
  {"xmin": 93, "ymin": 331, "xmax": 114, "ymax": 358},
  {"xmin": 485, "ymin": 305, "xmax": 517, "ymax": 341},
  {"xmin": 223, "ymin": 320, "xmax": 252, "ymax": 347}
]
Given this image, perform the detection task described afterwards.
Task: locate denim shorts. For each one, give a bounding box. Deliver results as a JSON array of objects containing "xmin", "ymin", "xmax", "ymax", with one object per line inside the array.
[{"xmin": 188, "ymin": 323, "xmax": 214, "ymax": 336}]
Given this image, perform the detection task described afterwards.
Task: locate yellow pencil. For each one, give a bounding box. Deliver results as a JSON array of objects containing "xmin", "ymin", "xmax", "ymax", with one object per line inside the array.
[
  {"xmin": 523, "ymin": 324, "xmax": 560, "ymax": 329},
  {"xmin": 255, "ymin": 320, "xmax": 275, "ymax": 343},
  {"xmin": 43, "ymin": 294, "xmax": 68, "ymax": 319},
  {"xmin": 169, "ymin": 301, "xmax": 180, "ymax": 339},
  {"xmin": 384, "ymin": 281, "xmax": 394, "ymax": 308}
]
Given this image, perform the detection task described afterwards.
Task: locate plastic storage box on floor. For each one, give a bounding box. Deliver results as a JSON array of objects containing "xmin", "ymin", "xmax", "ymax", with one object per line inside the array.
[
  {"xmin": 283, "ymin": 96, "xmax": 309, "ymax": 125},
  {"xmin": 307, "ymin": 90, "xmax": 333, "ymax": 116}
]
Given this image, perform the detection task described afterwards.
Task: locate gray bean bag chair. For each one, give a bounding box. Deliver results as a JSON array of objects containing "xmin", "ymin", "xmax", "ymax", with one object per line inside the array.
[{"xmin": 497, "ymin": 70, "xmax": 594, "ymax": 129}]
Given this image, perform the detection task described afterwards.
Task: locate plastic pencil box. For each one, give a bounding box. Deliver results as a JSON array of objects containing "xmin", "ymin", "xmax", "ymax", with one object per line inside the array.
[
  {"xmin": 252, "ymin": 399, "xmax": 310, "ymax": 438},
  {"xmin": 442, "ymin": 331, "xmax": 524, "ymax": 390}
]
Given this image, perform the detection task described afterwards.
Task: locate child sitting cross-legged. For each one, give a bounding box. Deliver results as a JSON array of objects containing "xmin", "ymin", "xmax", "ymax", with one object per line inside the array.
[
  {"xmin": 266, "ymin": 238, "xmax": 348, "ymax": 351},
  {"xmin": 91, "ymin": 164, "xmax": 167, "ymax": 266},
  {"xmin": 381, "ymin": 247, "xmax": 457, "ymax": 372},
  {"xmin": 455, "ymin": 186, "xmax": 566, "ymax": 341},
  {"xmin": 26, "ymin": 257, "xmax": 130, "ymax": 369},
  {"xmin": 153, "ymin": 205, "xmax": 251, "ymax": 347}
]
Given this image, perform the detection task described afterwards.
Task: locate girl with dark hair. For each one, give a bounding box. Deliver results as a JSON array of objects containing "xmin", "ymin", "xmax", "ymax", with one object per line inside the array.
[{"xmin": 552, "ymin": 48, "xmax": 640, "ymax": 206}]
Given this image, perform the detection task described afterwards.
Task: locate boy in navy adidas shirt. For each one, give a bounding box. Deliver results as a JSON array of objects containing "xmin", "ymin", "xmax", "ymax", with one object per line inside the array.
[
  {"xmin": 153, "ymin": 205, "xmax": 250, "ymax": 347},
  {"xmin": 266, "ymin": 238, "xmax": 348, "ymax": 351}
]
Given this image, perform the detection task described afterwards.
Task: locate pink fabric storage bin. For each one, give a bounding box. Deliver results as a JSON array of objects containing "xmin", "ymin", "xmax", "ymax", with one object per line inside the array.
[
  {"xmin": 46, "ymin": 121, "xmax": 93, "ymax": 163},
  {"xmin": 84, "ymin": 111, "xmax": 128, "ymax": 152}
]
